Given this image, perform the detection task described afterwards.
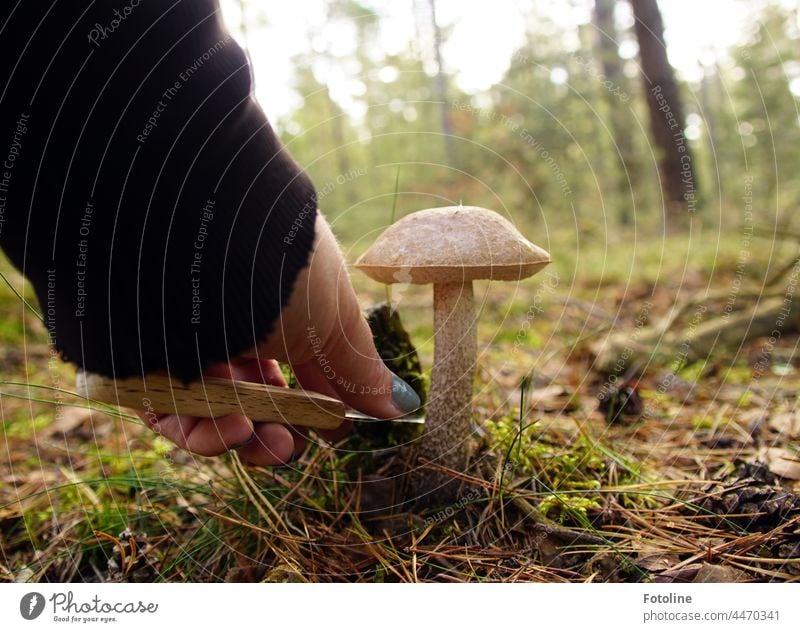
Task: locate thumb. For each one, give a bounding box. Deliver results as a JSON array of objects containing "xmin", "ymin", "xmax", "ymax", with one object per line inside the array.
[
  {"xmin": 260, "ymin": 213, "xmax": 420, "ymax": 419},
  {"xmin": 296, "ymin": 285, "xmax": 420, "ymax": 419}
]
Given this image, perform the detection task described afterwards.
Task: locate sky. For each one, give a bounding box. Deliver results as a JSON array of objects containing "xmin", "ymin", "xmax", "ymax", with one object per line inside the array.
[{"xmin": 218, "ymin": 0, "xmax": 792, "ymax": 121}]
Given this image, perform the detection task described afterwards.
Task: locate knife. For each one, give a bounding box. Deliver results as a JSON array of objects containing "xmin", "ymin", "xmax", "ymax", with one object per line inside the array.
[{"xmin": 76, "ymin": 371, "xmax": 424, "ymax": 429}]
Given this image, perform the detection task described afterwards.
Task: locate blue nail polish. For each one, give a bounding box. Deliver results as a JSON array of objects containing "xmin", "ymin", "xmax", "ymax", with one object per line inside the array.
[{"xmin": 392, "ymin": 374, "xmax": 421, "ymax": 414}]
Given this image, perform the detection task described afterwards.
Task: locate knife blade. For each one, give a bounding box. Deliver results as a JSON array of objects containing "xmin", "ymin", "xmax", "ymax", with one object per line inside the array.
[
  {"xmin": 76, "ymin": 371, "xmax": 424, "ymax": 430},
  {"xmin": 344, "ymin": 410, "xmax": 425, "ymax": 425}
]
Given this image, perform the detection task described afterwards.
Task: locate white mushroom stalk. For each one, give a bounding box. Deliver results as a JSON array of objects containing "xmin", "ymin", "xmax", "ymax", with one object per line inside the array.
[
  {"xmin": 356, "ymin": 206, "xmax": 551, "ymax": 497},
  {"xmin": 426, "ymin": 281, "xmax": 476, "ymax": 478}
]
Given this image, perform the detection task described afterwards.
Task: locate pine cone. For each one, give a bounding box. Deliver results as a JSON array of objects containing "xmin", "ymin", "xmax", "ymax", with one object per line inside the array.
[
  {"xmin": 694, "ymin": 461, "xmax": 800, "ymax": 531},
  {"xmin": 684, "ymin": 461, "xmax": 800, "ymax": 577}
]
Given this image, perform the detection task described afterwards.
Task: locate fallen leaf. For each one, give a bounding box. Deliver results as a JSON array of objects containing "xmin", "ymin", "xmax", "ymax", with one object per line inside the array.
[
  {"xmin": 46, "ymin": 406, "xmax": 93, "ymax": 436},
  {"xmin": 771, "ymin": 363, "xmax": 795, "ymax": 376},
  {"xmin": 525, "ymin": 384, "xmax": 579, "ymax": 412},
  {"xmin": 693, "ymin": 563, "xmax": 750, "ymax": 583},
  {"xmin": 763, "ymin": 448, "xmax": 800, "ymax": 481},
  {"xmin": 654, "ymin": 563, "xmax": 703, "ymax": 583},
  {"xmin": 637, "ymin": 553, "xmax": 681, "ymax": 572},
  {"xmin": 769, "ymin": 410, "xmax": 800, "ymax": 439}
]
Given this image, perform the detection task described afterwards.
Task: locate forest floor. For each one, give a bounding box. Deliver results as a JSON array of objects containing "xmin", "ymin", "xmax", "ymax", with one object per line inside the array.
[{"xmin": 1, "ymin": 230, "xmax": 799, "ymax": 582}]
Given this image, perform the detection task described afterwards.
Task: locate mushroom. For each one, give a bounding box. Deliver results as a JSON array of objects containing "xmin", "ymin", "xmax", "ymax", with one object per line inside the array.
[{"xmin": 355, "ymin": 205, "xmax": 551, "ymax": 496}]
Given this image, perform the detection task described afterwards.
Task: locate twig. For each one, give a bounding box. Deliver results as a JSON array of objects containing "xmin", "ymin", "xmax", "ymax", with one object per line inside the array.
[
  {"xmin": 476, "ymin": 461, "xmax": 605, "ymax": 546},
  {"xmin": 510, "ymin": 495, "xmax": 607, "ymax": 546},
  {"xmin": 765, "ymin": 253, "xmax": 800, "ymax": 287}
]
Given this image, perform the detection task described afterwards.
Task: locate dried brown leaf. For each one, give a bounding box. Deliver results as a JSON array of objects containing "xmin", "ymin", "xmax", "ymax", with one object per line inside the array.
[
  {"xmin": 769, "ymin": 410, "xmax": 800, "ymax": 439},
  {"xmin": 763, "ymin": 448, "xmax": 800, "ymax": 481},
  {"xmin": 693, "ymin": 563, "xmax": 751, "ymax": 583}
]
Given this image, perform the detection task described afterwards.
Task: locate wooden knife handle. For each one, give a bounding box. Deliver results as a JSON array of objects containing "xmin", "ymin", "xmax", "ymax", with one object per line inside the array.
[{"xmin": 76, "ymin": 371, "xmax": 346, "ymax": 430}]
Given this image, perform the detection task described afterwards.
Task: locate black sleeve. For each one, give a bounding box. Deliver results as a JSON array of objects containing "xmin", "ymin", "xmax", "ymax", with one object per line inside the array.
[{"xmin": 0, "ymin": 1, "xmax": 317, "ymax": 381}]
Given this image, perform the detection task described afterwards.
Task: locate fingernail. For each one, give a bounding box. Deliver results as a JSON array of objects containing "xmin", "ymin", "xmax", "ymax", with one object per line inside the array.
[
  {"xmin": 230, "ymin": 433, "xmax": 256, "ymax": 451},
  {"xmin": 391, "ymin": 374, "xmax": 421, "ymax": 414},
  {"xmin": 275, "ymin": 451, "xmax": 297, "ymax": 469}
]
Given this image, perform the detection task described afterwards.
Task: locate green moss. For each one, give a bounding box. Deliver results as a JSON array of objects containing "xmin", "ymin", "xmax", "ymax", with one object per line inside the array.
[
  {"xmin": 691, "ymin": 416, "xmax": 712, "ymax": 430},
  {"xmin": 365, "ymin": 303, "xmax": 427, "ymax": 407},
  {"xmin": 484, "ymin": 400, "xmax": 656, "ymax": 522},
  {"xmin": 538, "ymin": 494, "xmax": 601, "ymax": 522},
  {"xmin": 737, "ymin": 390, "xmax": 753, "ymax": 407},
  {"xmin": 0, "ymin": 315, "xmax": 26, "ymax": 344},
  {"xmin": 484, "ymin": 413, "xmax": 607, "ymax": 521},
  {"xmin": 678, "ymin": 361, "xmax": 705, "ymax": 382},
  {"xmin": 723, "ymin": 364, "xmax": 752, "ymax": 385},
  {"xmin": 3, "ymin": 411, "xmax": 51, "ymax": 438},
  {"xmin": 340, "ymin": 303, "xmax": 426, "ymax": 452}
]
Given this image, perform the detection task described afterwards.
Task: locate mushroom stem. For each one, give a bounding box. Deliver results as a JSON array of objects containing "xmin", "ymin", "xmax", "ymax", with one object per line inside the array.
[{"xmin": 418, "ymin": 281, "xmax": 476, "ymax": 492}]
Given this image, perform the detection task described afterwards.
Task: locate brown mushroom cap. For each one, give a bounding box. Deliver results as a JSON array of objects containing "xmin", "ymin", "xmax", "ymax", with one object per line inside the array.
[{"xmin": 355, "ymin": 206, "xmax": 551, "ymax": 285}]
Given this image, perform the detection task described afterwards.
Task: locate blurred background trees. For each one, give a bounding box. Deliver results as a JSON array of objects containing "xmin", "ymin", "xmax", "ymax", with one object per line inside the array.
[
  {"xmin": 222, "ymin": 0, "xmax": 800, "ymax": 249},
  {"xmin": 630, "ymin": 0, "xmax": 695, "ymax": 230}
]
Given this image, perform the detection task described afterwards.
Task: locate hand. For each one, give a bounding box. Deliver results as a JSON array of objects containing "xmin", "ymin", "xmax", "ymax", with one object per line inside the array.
[{"xmin": 138, "ymin": 213, "xmax": 419, "ymax": 465}]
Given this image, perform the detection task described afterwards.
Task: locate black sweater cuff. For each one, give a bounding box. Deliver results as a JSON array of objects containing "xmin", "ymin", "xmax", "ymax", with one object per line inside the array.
[{"xmin": 0, "ymin": 1, "xmax": 317, "ymax": 381}]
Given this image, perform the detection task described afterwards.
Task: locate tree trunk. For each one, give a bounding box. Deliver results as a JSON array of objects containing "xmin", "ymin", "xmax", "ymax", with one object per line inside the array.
[
  {"xmin": 427, "ymin": 0, "xmax": 455, "ymax": 166},
  {"xmin": 593, "ymin": 0, "xmax": 636, "ymax": 226},
  {"xmin": 325, "ymin": 93, "xmax": 355, "ymax": 205},
  {"xmin": 630, "ymin": 0, "xmax": 696, "ymax": 229}
]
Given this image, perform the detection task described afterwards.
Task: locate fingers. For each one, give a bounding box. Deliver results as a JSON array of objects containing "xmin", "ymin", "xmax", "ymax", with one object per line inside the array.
[
  {"xmin": 144, "ymin": 411, "xmax": 255, "ymax": 457},
  {"xmin": 234, "ymin": 421, "xmax": 295, "ymax": 466},
  {"xmin": 206, "ymin": 357, "xmax": 287, "ymax": 386},
  {"xmin": 136, "ymin": 357, "xmax": 302, "ymax": 463},
  {"xmin": 139, "ymin": 408, "xmax": 300, "ymax": 465},
  {"xmin": 282, "ymin": 220, "xmax": 419, "ymax": 418},
  {"xmin": 292, "ymin": 361, "xmax": 353, "ymax": 442},
  {"xmin": 216, "ymin": 357, "xmax": 305, "ymax": 463},
  {"xmin": 323, "ymin": 280, "xmax": 420, "ymax": 419}
]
